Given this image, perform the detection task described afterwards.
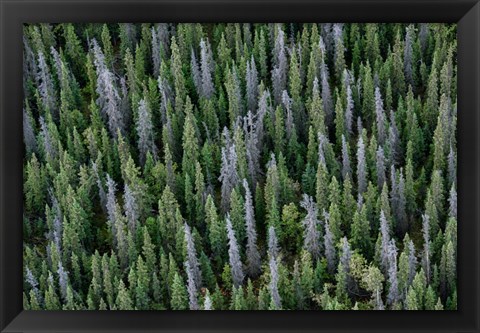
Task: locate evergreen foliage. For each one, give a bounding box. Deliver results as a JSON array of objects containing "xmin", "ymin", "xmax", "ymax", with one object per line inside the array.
[{"xmin": 23, "ymin": 23, "xmax": 457, "ymax": 310}]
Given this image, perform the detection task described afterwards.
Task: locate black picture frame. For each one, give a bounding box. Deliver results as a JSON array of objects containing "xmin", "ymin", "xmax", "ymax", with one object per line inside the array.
[{"xmin": 1, "ymin": 0, "xmax": 479, "ymax": 332}]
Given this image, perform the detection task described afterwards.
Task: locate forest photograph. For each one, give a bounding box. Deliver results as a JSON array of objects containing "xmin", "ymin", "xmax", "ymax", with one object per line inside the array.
[{"xmin": 22, "ymin": 23, "xmax": 457, "ymax": 310}]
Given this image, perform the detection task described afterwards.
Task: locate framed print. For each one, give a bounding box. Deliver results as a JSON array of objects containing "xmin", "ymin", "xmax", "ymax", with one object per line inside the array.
[{"xmin": 1, "ymin": 0, "xmax": 479, "ymax": 332}]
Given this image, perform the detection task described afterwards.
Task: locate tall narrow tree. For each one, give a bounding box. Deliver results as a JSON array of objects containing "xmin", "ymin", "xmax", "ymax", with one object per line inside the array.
[
  {"xmin": 226, "ymin": 214, "xmax": 244, "ymax": 287},
  {"xmin": 136, "ymin": 98, "xmax": 158, "ymax": 165},
  {"xmin": 300, "ymin": 194, "xmax": 321, "ymax": 259},
  {"xmin": 184, "ymin": 223, "xmax": 202, "ymax": 289},
  {"xmin": 243, "ymin": 179, "xmax": 261, "ymax": 277}
]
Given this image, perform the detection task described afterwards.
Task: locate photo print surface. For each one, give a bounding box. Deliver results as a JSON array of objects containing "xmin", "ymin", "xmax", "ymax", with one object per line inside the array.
[{"xmin": 23, "ymin": 23, "xmax": 457, "ymax": 310}]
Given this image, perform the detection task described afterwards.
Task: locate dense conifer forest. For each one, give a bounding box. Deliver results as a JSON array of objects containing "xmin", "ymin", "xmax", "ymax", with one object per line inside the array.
[{"xmin": 23, "ymin": 23, "xmax": 457, "ymax": 310}]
